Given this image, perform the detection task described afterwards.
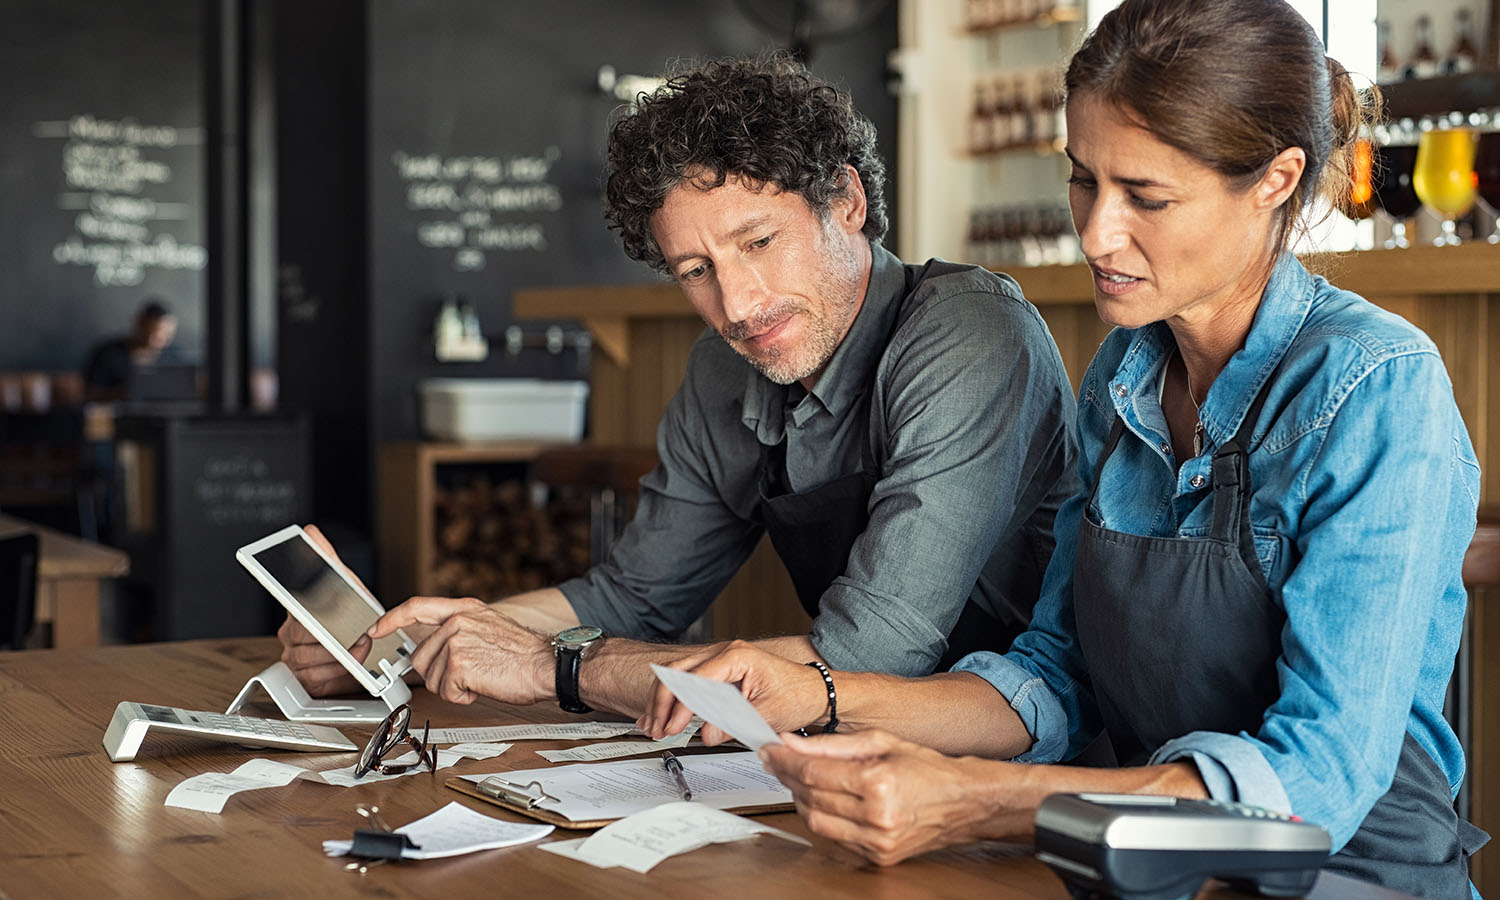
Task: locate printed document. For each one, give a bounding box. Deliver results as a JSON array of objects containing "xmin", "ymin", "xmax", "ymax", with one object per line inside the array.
[
  {"xmin": 460, "ymin": 750, "xmax": 789, "ymax": 821},
  {"xmin": 537, "ymin": 720, "xmax": 703, "ymax": 763}
]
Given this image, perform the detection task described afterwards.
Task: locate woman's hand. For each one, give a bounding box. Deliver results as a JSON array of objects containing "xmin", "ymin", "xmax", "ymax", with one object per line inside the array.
[
  {"xmin": 638, "ymin": 640, "xmax": 829, "ymax": 743},
  {"xmin": 760, "ymin": 730, "xmax": 1031, "ymax": 865}
]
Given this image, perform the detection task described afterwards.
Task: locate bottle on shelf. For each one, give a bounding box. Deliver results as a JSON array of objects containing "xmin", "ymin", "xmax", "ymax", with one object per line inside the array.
[
  {"xmin": 1376, "ymin": 19, "xmax": 1401, "ymax": 85},
  {"xmin": 1031, "ymin": 72, "xmax": 1059, "ymax": 147},
  {"xmin": 970, "ymin": 81, "xmax": 994, "ymax": 154},
  {"xmin": 1009, "ymin": 75, "xmax": 1033, "ymax": 148},
  {"xmin": 1406, "ymin": 15, "xmax": 1440, "ymax": 80},
  {"xmin": 966, "ymin": 209, "xmax": 989, "ymax": 266},
  {"xmin": 988, "ymin": 78, "xmax": 1014, "ymax": 151},
  {"xmin": 1446, "ymin": 8, "xmax": 1479, "ymax": 75}
]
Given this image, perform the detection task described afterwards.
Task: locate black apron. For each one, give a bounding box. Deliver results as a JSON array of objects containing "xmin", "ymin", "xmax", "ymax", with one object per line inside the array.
[
  {"xmin": 755, "ymin": 261, "xmax": 1023, "ymax": 671},
  {"xmin": 1073, "ymin": 375, "xmax": 1486, "ymax": 898}
]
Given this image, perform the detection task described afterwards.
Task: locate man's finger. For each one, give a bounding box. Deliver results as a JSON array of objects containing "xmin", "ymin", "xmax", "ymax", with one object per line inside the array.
[
  {"xmin": 661, "ymin": 700, "xmax": 699, "ymax": 740},
  {"xmin": 639, "ymin": 680, "xmax": 676, "ymax": 738},
  {"xmin": 368, "ymin": 596, "xmax": 482, "ymax": 638}
]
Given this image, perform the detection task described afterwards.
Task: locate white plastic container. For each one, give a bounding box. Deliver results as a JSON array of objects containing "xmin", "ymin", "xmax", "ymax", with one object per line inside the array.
[{"xmin": 419, "ymin": 378, "xmax": 588, "ymax": 442}]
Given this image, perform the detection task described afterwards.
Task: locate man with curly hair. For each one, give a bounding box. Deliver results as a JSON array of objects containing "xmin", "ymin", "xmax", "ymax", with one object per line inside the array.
[{"xmin": 278, "ymin": 54, "xmax": 1077, "ymax": 725}]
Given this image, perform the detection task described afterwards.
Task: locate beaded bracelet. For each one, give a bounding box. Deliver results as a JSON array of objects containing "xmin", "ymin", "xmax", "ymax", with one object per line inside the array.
[{"xmin": 804, "ymin": 660, "xmax": 838, "ymax": 734}]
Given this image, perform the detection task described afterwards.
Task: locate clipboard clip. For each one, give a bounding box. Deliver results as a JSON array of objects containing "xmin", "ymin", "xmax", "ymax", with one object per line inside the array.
[{"xmin": 476, "ymin": 776, "xmax": 560, "ymax": 809}]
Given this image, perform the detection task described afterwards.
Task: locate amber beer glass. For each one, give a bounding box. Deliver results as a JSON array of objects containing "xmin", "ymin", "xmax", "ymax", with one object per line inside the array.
[
  {"xmin": 1412, "ymin": 127, "xmax": 1479, "ymax": 246},
  {"xmin": 1347, "ymin": 137, "xmax": 1377, "ymax": 220}
]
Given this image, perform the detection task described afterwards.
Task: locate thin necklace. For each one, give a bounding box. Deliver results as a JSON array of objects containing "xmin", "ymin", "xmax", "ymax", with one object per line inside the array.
[{"xmin": 1180, "ymin": 349, "xmax": 1205, "ymax": 457}]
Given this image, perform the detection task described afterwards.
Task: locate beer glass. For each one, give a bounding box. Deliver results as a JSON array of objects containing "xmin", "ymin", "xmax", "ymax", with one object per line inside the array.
[
  {"xmin": 1346, "ymin": 136, "xmax": 1377, "ymax": 221},
  {"xmin": 1373, "ymin": 143, "xmax": 1421, "ymax": 249},
  {"xmin": 1473, "ymin": 128, "xmax": 1500, "ymax": 244},
  {"xmin": 1412, "ymin": 127, "xmax": 1479, "ymax": 246}
]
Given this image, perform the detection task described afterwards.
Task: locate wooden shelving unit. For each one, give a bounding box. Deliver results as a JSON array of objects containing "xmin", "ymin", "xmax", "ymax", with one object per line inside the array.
[{"xmin": 377, "ymin": 440, "xmax": 558, "ymax": 600}]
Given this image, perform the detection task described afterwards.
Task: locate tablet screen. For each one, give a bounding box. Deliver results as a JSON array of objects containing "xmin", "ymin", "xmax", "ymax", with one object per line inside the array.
[{"xmin": 248, "ymin": 535, "xmax": 409, "ymax": 680}]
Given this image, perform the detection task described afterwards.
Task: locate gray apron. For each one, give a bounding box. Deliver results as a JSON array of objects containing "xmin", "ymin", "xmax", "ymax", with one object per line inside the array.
[
  {"xmin": 1073, "ymin": 377, "xmax": 1485, "ymax": 897},
  {"xmin": 756, "ymin": 261, "xmax": 1025, "ymax": 670}
]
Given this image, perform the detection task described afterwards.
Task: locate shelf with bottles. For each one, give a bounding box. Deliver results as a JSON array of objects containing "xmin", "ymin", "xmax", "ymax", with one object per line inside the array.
[
  {"xmin": 965, "ymin": 203, "xmax": 1082, "ymax": 270},
  {"xmin": 1376, "ymin": 8, "xmax": 1485, "ymax": 88},
  {"xmin": 967, "ymin": 68, "xmax": 1067, "ymax": 156},
  {"xmin": 963, "ymin": 0, "xmax": 1081, "ymax": 35}
]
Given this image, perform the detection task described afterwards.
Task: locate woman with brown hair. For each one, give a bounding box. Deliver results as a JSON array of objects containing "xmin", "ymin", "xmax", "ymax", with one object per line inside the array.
[{"xmin": 640, "ymin": 0, "xmax": 1486, "ymax": 893}]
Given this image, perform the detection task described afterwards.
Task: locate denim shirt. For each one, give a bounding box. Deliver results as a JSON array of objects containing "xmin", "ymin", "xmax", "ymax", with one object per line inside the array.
[{"xmin": 955, "ymin": 253, "xmax": 1479, "ymax": 852}]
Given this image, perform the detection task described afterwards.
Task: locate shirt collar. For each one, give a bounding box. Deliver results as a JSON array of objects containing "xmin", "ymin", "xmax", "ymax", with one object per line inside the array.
[
  {"xmin": 1111, "ymin": 253, "xmax": 1314, "ymax": 445},
  {"xmin": 806, "ymin": 243, "xmax": 904, "ymax": 419},
  {"xmin": 741, "ymin": 241, "xmax": 900, "ymax": 439}
]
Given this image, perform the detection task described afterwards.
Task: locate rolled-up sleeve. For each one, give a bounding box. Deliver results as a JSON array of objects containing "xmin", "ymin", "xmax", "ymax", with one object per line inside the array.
[
  {"xmin": 811, "ymin": 291, "xmax": 1076, "ymax": 675},
  {"xmin": 560, "ymin": 339, "xmax": 764, "ymax": 640}
]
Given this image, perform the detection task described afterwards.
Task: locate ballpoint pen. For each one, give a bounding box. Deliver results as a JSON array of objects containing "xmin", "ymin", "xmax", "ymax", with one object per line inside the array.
[{"xmin": 661, "ymin": 750, "xmax": 692, "ymax": 801}]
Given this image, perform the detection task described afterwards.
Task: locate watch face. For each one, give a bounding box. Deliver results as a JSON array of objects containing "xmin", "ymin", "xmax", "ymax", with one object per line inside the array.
[{"xmin": 556, "ymin": 625, "xmax": 603, "ymax": 648}]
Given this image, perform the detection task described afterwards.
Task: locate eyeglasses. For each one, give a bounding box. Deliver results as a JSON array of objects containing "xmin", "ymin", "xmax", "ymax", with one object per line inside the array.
[{"xmin": 353, "ymin": 704, "xmax": 436, "ymax": 779}]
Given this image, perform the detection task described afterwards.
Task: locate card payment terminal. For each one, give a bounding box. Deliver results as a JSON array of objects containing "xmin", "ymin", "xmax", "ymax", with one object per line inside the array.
[{"xmin": 1034, "ymin": 793, "xmax": 1331, "ymax": 900}]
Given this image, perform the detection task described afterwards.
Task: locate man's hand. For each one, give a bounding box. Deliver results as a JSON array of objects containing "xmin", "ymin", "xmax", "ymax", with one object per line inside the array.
[
  {"xmin": 759, "ymin": 730, "xmax": 1025, "ymax": 866},
  {"xmin": 278, "ymin": 614, "xmax": 367, "ymax": 696},
  {"xmin": 368, "ymin": 596, "xmax": 553, "ymax": 705},
  {"xmin": 637, "ymin": 640, "xmax": 829, "ymax": 743}
]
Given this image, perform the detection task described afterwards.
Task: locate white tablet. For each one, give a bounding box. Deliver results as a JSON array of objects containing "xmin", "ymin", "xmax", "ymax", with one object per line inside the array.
[{"xmin": 236, "ymin": 524, "xmax": 417, "ymax": 700}]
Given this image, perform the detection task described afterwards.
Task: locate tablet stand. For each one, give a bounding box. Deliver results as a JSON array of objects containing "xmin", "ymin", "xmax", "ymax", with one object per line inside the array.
[{"xmin": 226, "ymin": 661, "xmax": 413, "ymax": 723}]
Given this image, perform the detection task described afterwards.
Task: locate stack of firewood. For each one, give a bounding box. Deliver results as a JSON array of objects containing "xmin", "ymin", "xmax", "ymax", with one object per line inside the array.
[{"xmin": 429, "ymin": 474, "xmax": 593, "ymax": 599}]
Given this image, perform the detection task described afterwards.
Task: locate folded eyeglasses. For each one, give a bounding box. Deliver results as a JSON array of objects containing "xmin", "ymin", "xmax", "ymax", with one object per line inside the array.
[{"xmin": 353, "ymin": 704, "xmax": 436, "ymax": 779}]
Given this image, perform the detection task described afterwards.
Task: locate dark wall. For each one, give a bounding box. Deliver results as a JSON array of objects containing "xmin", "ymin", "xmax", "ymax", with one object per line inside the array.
[
  {"xmin": 273, "ymin": 0, "xmax": 374, "ymax": 539},
  {"xmin": 0, "ymin": 0, "xmax": 206, "ymax": 371},
  {"xmin": 362, "ymin": 0, "xmax": 900, "ymax": 446},
  {"xmin": 2, "ymin": 0, "xmax": 899, "ymax": 550}
]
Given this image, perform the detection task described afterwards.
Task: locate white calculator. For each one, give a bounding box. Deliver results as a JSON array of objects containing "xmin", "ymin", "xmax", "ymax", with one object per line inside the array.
[{"xmin": 102, "ymin": 701, "xmax": 359, "ymax": 762}]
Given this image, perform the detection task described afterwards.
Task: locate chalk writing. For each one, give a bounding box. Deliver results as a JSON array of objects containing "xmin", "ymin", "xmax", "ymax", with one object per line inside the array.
[
  {"xmin": 34, "ymin": 114, "xmax": 207, "ymax": 286},
  {"xmin": 392, "ymin": 146, "xmax": 561, "ymax": 272},
  {"xmin": 193, "ymin": 451, "xmax": 299, "ymax": 526}
]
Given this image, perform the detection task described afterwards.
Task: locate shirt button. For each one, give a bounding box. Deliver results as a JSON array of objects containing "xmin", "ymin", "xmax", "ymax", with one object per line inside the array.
[
  {"xmin": 1114, "ymin": 384, "xmax": 1127, "ymax": 397},
  {"xmin": 1190, "ymin": 474, "xmax": 1206, "ymax": 488},
  {"xmin": 1158, "ymin": 442, "xmax": 1171, "ymax": 454}
]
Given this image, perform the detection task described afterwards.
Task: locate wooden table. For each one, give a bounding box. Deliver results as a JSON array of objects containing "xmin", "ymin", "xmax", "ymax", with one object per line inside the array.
[
  {"xmin": 0, "ymin": 512, "xmax": 128, "ymax": 647},
  {"xmin": 0, "ymin": 638, "xmax": 1416, "ymax": 899}
]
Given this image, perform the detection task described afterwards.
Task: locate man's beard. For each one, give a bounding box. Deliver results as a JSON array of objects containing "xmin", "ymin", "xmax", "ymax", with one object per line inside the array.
[{"xmin": 719, "ymin": 231, "xmax": 862, "ymax": 385}]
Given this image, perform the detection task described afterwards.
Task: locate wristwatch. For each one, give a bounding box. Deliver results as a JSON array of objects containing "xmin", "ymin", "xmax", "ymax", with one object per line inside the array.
[{"xmin": 551, "ymin": 625, "xmax": 603, "ymax": 714}]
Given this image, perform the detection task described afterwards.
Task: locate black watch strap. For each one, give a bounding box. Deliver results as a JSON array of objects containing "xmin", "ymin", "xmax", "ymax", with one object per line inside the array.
[{"xmin": 555, "ymin": 645, "xmax": 591, "ymax": 714}]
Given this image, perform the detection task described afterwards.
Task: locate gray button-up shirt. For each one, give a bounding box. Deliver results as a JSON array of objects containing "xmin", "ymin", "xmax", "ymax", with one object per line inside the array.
[{"xmin": 560, "ymin": 244, "xmax": 1079, "ymax": 676}]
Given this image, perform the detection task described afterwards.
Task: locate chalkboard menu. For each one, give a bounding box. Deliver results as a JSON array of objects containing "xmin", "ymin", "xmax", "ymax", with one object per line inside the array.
[
  {"xmin": 115, "ymin": 413, "xmax": 311, "ymax": 640},
  {"xmin": 362, "ymin": 0, "xmax": 897, "ymax": 442},
  {"xmin": 0, "ymin": 0, "xmax": 206, "ymax": 371}
]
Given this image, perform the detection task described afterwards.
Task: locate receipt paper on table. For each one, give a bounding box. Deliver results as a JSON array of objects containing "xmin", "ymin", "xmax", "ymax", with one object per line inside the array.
[
  {"xmin": 648, "ymin": 664, "xmax": 782, "ymax": 750},
  {"xmin": 538, "ymin": 801, "xmax": 808, "ymax": 873}
]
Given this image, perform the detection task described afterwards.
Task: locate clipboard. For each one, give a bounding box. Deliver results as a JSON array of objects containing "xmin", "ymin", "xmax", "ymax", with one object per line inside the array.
[{"xmin": 445, "ymin": 774, "xmax": 795, "ymax": 830}]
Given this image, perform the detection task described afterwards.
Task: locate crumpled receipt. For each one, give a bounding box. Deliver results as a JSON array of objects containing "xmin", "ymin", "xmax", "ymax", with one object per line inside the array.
[
  {"xmin": 163, "ymin": 742, "xmax": 512, "ymax": 813},
  {"xmin": 538, "ymin": 801, "xmax": 809, "ymax": 873}
]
